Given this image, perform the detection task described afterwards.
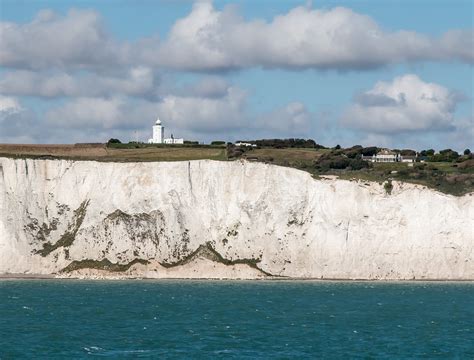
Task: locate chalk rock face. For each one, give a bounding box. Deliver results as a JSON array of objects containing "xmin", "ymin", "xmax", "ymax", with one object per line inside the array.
[{"xmin": 0, "ymin": 157, "xmax": 472, "ymax": 279}]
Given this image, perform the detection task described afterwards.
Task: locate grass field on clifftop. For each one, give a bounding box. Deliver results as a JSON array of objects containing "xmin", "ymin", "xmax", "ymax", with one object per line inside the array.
[{"xmin": 0, "ymin": 144, "xmax": 227, "ymax": 162}]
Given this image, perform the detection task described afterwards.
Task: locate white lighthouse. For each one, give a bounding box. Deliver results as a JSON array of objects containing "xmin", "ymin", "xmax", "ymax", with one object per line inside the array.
[
  {"xmin": 150, "ymin": 117, "xmax": 164, "ymax": 143},
  {"xmin": 148, "ymin": 117, "xmax": 184, "ymax": 144}
]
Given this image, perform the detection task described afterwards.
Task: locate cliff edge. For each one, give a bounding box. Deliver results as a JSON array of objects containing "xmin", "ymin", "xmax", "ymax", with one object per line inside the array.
[{"xmin": 0, "ymin": 157, "xmax": 472, "ymax": 279}]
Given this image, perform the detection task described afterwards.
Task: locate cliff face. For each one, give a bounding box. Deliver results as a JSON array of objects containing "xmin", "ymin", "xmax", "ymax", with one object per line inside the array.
[{"xmin": 0, "ymin": 157, "xmax": 472, "ymax": 279}]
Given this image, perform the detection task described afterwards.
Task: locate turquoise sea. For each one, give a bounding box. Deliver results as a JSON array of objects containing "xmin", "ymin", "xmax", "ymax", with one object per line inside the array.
[{"xmin": 0, "ymin": 280, "xmax": 473, "ymax": 359}]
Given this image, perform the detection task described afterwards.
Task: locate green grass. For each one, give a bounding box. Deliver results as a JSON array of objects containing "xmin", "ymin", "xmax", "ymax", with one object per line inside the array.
[
  {"xmin": 242, "ymin": 147, "xmax": 329, "ymax": 169},
  {"xmin": 0, "ymin": 144, "xmax": 227, "ymax": 162},
  {"xmin": 323, "ymin": 162, "xmax": 473, "ymax": 196}
]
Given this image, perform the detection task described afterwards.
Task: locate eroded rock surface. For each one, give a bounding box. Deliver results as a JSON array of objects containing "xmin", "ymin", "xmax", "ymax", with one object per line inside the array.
[{"xmin": 0, "ymin": 158, "xmax": 472, "ymax": 279}]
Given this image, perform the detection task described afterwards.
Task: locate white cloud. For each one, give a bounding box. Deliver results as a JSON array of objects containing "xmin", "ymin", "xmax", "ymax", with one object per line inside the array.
[
  {"xmin": 176, "ymin": 76, "xmax": 231, "ymax": 98},
  {"xmin": 0, "ymin": 96, "xmax": 39, "ymax": 143},
  {"xmin": 445, "ymin": 116, "xmax": 474, "ymax": 151},
  {"xmin": 256, "ymin": 102, "xmax": 312, "ymax": 136},
  {"xmin": 0, "ymin": 9, "xmax": 130, "ymax": 70},
  {"xmin": 153, "ymin": 2, "xmax": 473, "ymax": 71},
  {"xmin": 38, "ymin": 81, "xmax": 317, "ymax": 142},
  {"xmin": 45, "ymin": 97, "xmax": 122, "ymax": 129},
  {"xmin": 0, "ymin": 95, "xmax": 22, "ymax": 113},
  {"xmin": 0, "ymin": 5, "xmax": 472, "ymax": 73},
  {"xmin": 341, "ymin": 74, "xmax": 460, "ymax": 133},
  {"xmin": 157, "ymin": 86, "xmax": 247, "ymax": 133},
  {"xmin": 0, "ymin": 67, "xmax": 157, "ymax": 98},
  {"xmin": 44, "ymin": 97, "xmax": 162, "ymax": 131}
]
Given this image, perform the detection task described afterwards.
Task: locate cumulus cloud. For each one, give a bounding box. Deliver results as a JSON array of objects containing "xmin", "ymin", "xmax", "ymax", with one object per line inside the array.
[
  {"xmin": 0, "ymin": 9, "xmax": 130, "ymax": 70},
  {"xmin": 256, "ymin": 102, "xmax": 312, "ymax": 136},
  {"xmin": 175, "ymin": 77, "xmax": 231, "ymax": 98},
  {"xmin": 21, "ymin": 79, "xmax": 316, "ymax": 143},
  {"xmin": 153, "ymin": 2, "xmax": 473, "ymax": 71},
  {"xmin": 445, "ymin": 115, "xmax": 474, "ymax": 151},
  {"xmin": 0, "ymin": 96, "xmax": 38, "ymax": 143},
  {"xmin": 0, "ymin": 67, "xmax": 157, "ymax": 98},
  {"xmin": 341, "ymin": 74, "xmax": 461, "ymax": 133},
  {"xmin": 37, "ymin": 84, "xmax": 248, "ymax": 141},
  {"xmin": 0, "ymin": 95, "xmax": 22, "ymax": 113},
  {"xmin": 45, "ymin": 97, "xmax": 159, "ymax": 130},
  {"xmin": 0, "ymin": 5, "xmax": 472, "ymax": 72},
  {"xmin": 157, "ymin": 86, "xmax": 248, "ymax": 133}
]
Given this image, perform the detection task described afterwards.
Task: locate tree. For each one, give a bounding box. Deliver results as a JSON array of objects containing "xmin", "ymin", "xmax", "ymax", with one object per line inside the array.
[
  {"xmin": 335, "ymin": 144, "xmax": 341, "ymax": 149},
  {"xmin": 420, "ymin": 149, "xmax": 435, "ymax": 156},
  {"xmin": 400, "ymin": 149, "xmax": 416, "ymax": 156},
  {"xmin": 361, "ymin": 147, "xmax": 378, "ymax": 156},
  {"xmin": 107, "ymin": 138, "xmax": 121, "ymax": 144},
  {"xmin": 464, "ymin": 149, "xmax": 471, "ymax": 155}
]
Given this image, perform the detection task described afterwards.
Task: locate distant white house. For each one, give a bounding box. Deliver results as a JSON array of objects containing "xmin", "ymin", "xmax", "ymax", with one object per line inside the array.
[
  {"xmin": 235, "ymin": 142, "xmax": 257, "ymax": 147},
  {"xmin": 148, "ymin": 117, "xmax": 184, "ymax": 144},
  {"xmin": 400, "ymin": 155, "xmax": 416, "ymax": 163},
  {"xmin": 363, "ymin": 149, "xmax": 416, "ymax": 163},
  {"xmin": 367, "ymin": 149, "xmax": 399, "ymax": 163}
]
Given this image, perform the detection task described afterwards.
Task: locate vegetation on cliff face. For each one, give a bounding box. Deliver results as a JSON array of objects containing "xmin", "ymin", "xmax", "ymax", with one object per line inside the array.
[
  {"xmin": 160, "ymin": 242, "xmax": 272, "ymax": 276},
  {"xmin": 60, "ymin": 243, "xmax": 272, "ymax": 276},
  {"xmin": 37, "ymin": 200, "xmax": 89, "ymax": 257},
  {"xmin": 61, "ymin": 258, "xmax": 149, "ymax": 273}
]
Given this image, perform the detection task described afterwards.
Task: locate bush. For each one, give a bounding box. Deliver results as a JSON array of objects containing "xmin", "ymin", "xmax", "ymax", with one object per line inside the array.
[
  {"xmin": 211, "ymin": 141, "xmax": 225, "ymax": 145},
  {"xmin": 226, "ymin": 144, "xmax": 246, "ymax": 158},
  {"xmin": 428, "ymin": 149, "xmax": 459, "ymax": 162},
  {"xmin": 400, "ymin": 149, "xmax": 416, "ymax": 156},
  {"xmin": 348, "ymin": 158, "xmax": 370, "ymax": 170},
  {"xmin": 361, "ymin": 146, "xmax": 378, "ymax": 156},
  {"xmin": 239, "ymin": 138, "xmax": 326, "ymax": 149},
  {"xmin": 420, "ymin": 149, "xmax": 435, "ymax": 156},
  {"xmin": 384, "ymin": 180, "xmax": 393, "ymax": 195},
  {"xmin": 314, "ymin": 153, "xmax": 369, "ymax": 170},
  {"xmin": 343, "ymin": 145, "xmax": 363, "ymax": 158}
]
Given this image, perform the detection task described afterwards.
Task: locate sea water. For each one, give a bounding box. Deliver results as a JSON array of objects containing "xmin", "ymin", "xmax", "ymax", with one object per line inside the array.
[{"xmin": 0, "ymin": 280, "xmax": 473, "ymax": 359}]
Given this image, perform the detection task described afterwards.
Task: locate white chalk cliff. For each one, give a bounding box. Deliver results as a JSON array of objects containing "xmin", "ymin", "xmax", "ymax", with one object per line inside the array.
[{"xmin": 0, "ymin": 157, "xmax": 472, "ymax": 280}]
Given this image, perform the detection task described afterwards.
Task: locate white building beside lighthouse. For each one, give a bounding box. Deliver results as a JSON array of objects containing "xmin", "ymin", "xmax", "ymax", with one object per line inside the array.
[{"xmin": 148, "ymin": 117, "xmax": 184, "ymax": 144}]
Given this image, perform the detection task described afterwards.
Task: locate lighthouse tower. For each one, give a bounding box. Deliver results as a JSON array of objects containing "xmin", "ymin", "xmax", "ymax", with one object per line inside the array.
[{"xmin": 151, "ymin": 117, "xmax": 164, "ymax": 143}]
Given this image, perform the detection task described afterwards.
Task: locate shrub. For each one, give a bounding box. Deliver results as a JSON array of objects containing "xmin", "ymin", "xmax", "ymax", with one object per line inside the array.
[
  {"xmin": 239, "ymin": 138, "xmax": 325, "ymax": 149},
  {"xmin": 211, "ymin": 141, "xmax": 226, "ymax": 145},
  {"xmin": 361, "ymin": 146, "xmax": 378, "ymax": 156},
  {"xmin": 429, "ymin": 149, "xmax": 459, "ymax": 162},
  {"xmin": 400, "ymin": 149, "xmax": 416, "ymax": 156},
  {"xmin": 420, "ymin": 149, "xmax": 435, "ymax": 156},
  {"xmin": 348, "ymin": 158, "xmax": 370, "ymax": 170},
  {"xmin": 384, "ymin": 180, "xmax": 393, "ymax": 195}
]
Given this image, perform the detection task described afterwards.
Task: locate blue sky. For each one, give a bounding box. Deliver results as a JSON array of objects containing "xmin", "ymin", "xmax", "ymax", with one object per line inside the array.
[{"xmin": 0, "ymin": 0, "xmax": 472, "ymax": 150}]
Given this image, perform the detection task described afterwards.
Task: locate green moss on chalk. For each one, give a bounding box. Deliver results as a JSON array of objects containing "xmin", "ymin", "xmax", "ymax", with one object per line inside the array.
[
  {"xmin": 160, "ymin": 242, "xmax": 272, "ymax": 276},
  {"xmin": 37, "ymin": 200, "xmax": 89, "ymax": 257},
  {"xmin": 61, "ymin": 258, "xmax": 149, "ymax": 273}
]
